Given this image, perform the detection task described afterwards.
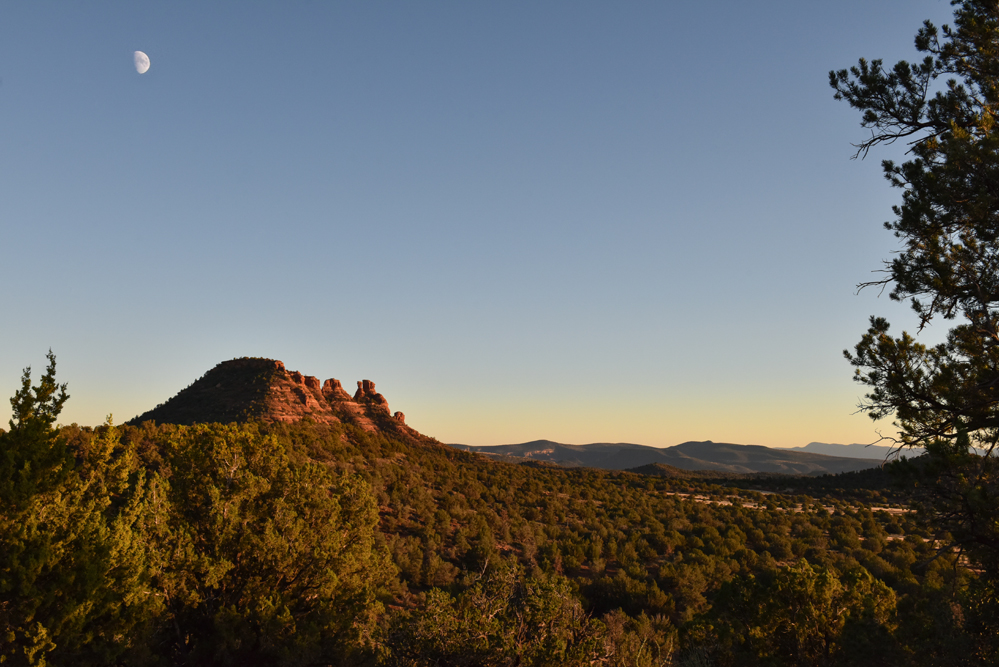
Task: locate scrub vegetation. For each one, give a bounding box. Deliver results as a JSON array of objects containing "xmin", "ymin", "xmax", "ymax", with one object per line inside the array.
[
  {"xmin": 0, "ymin": 354, "xmax": 994, "ymax": 666},
  {"xmin": 6, "ymin": 0, "xmax": 999, "ymax": 664}
]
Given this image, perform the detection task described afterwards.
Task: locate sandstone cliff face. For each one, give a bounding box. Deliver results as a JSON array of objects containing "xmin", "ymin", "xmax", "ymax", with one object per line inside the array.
[{"xmin": 130, "ymin": 357, "xmax": 420, "ymax": 438}]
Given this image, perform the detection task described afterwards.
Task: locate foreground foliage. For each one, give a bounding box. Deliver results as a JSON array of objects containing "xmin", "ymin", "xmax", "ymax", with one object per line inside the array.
[
  {"xmin": 1, "ymin": 356, "xmax": 391, "ymax": 667},
  {"xmin": 0, "ymin": 353, "xmax": 153, "ymax": 665},
  {"xmin": 1, "ymin": 354, "xmax": 993, "ymax": 666}
]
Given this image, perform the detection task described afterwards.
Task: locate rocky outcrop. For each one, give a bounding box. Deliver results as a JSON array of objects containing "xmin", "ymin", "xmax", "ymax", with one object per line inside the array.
[
  {"xmin": 322, "ymin": 378, "xmax": 353, "ymax": 401},
  {"xmin": 130, "ymin": 358, "xmax": 420, "ymax": 438},
  {"xmin": 354, "ymin": 379, "xmax": 390, "ymax": 413}
]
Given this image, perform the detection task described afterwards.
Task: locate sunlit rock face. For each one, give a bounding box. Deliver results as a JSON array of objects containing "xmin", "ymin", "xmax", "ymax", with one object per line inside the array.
[{"xmin": 130, "ymin": 357, "xmax": 419, "ymax": 437}]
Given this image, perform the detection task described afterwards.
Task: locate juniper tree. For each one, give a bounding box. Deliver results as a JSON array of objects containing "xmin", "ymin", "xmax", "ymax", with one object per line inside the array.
[
  {"xmin": 148, "ymin": 422, "xmax": 394, "ymax": 666},
  {"xmin": 0, "ymin": 350, "xmax": 71, "ymax": 507},
  {"xmin": 0, "ymin": 355, "xmax": 156, "ymax": 666}
]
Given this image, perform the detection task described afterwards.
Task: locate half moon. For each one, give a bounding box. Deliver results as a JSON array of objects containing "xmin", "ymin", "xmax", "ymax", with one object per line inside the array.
[{"xmin": 134, "ymin": 51, "xmax": 150, "ymax": 74}]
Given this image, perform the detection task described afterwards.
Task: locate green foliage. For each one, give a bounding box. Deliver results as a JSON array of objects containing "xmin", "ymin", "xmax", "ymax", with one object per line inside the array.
[
  {"xmin": 138, "ymin": 422, "xmax": 394, "ymax": 666},
  {"xmin": 3, "ymin": 355, "xmax": 991, "ymax": 665},
  {"xmin": 711, "ymin": 560, "xmax": 897, "ymax": 667},
  {"xmin": 0, "ymin": 351, "xmax": 71, "ymax": 507},
  {"xmin": 600, "ymin": 610, "xmax": 675, "ymax": 667},
  {"xmin": 832, "ymin": 0, "xmax": 999, "ymax": 580},
  {"xmin": 962, "ymin": 575, "xmax": 999, "ymax": 662},
  {"xmin": 382, "ymin": 565, "xmax": 604, "ymax": 666},
  {"xmin": 0, "ymin": 356, "xmax": 155, "ymax": 666},
  {"xmin": 1, "ymin": 360, "xmax": 395, "ymax": 666},
  {"xmin": 831, "ymin": 3, "xmax": 999, "ymax": 658}
]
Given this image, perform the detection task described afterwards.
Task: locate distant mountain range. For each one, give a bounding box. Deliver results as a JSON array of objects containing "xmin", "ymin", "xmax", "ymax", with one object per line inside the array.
[
  {"xmin": 449, "ymin": 440, "xmax": 884, "ymax": 476},
  {"xmin": 792, "ymin": 442, "xmax": 924, "ymax": 460}
]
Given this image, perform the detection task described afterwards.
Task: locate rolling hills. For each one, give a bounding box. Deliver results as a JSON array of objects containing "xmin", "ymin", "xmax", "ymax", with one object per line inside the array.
[{"xmin": 450, "ymin": 439, "xmax": 882, "ymax": 475}]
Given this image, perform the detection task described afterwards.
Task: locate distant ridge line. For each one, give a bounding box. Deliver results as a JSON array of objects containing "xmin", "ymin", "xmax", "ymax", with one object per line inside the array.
[{"xmin": 450, "ymin": 439, "xmax": 884, "ymax": 475}]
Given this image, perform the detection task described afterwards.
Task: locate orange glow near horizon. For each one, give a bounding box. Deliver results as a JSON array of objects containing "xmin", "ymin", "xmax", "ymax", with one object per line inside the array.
[{"xmin": 401, "ymin": 389, "xmax": 892, "ymax": 450}]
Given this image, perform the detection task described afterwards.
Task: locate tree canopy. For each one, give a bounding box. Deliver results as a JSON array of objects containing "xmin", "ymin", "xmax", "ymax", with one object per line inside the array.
[
  {"xmin": 832, "ymin": 0, "xmax": 999, "ymax": 656},
  {"xmin": 2, "ymin": 352, "xmax": 993, "ymax": 664},
  {"xmin": 832, "ymin": 0, "xmax": 999, "ymax": 449}
]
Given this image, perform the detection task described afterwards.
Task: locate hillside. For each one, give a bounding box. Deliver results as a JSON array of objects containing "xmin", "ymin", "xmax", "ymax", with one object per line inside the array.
[
  {"xmin": 453, "ymin": 439, "xmax": 880, "ymax": 475},
  {"xmin": 7, "ymin": 354, "xmax": 990, "ymax": 665}
]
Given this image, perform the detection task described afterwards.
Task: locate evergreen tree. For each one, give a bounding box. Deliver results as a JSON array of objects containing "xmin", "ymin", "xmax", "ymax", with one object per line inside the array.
[
  {"xmin": 0, "ymin": 355, "xmax": 155, "ymax": 666},
  {"xmin": 831, "ymin": 0, "xmax": 999, "ymax": 585},
  {"xmin": 0, "ymin": 351, "xmax": 71, "ymax": 507},
  {"xmin": 146, "ymin": 422, "xmax": 393, "ymax": 666},
  {"xmin": 713, "ymin": 561, "xmax": 896, "ymax": 667},
  {"xmin": 383, "ymin": 565, "xmax": 604, "ymax": 666}
]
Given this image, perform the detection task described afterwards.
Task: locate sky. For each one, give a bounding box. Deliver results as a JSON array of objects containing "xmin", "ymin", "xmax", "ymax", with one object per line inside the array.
[{"xmin": 0, "ymin": 0, "xmax": 958, "ymax": 448}]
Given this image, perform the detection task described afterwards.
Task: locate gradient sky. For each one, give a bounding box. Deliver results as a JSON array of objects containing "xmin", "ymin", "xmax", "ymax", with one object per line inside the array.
[{"xmin": 1, "ymin": 1, "xmax": 957, "ymax": 448}]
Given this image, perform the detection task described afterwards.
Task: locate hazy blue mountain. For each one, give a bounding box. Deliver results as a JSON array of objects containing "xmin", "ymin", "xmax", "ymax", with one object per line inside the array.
[
  {"xmin": 791, "ymin": 442, "xmax": 924, "ymax": 460},
  {"xmin": 450, "ymin": 439, "xmax": 880, "ymax": 475}
]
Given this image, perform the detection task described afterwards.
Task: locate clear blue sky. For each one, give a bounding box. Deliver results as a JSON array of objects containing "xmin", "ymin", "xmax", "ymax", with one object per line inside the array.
[{"xmin": 1, "ymin": 1, "xmax": 955, "ymax": 447}]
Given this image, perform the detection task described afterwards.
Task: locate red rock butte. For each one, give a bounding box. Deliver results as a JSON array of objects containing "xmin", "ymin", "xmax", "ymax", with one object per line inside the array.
[{"xmin": 130, "ymin": 357, "xmax": 417, "ymax": 436}]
